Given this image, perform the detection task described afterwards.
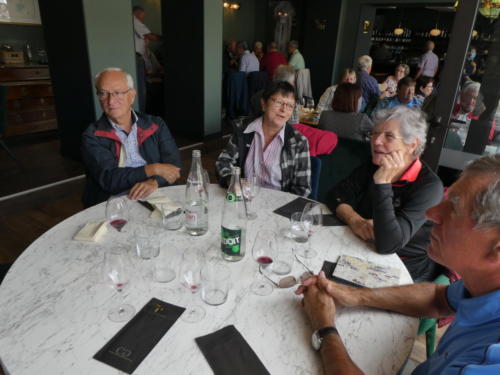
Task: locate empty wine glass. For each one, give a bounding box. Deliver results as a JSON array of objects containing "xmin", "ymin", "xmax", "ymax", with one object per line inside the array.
[
  {"xmin": 295, "ymin": 202, "xmax": 323, "ymax": 258},
  {"xmin": 250, "ymin": 230, "xmax": 275, "ymax": 296},
  {"xmin": 106, "ymin": 196, "xmax": 129, "ymax": 232},
  {"xmin": 102, "ymin": 248, "xmax": 135, "ymax": 322},
  {"xmin": 241, "ymin": 176, "xmax": 260, "ymax": 220},
  {"xmin": 179, "ymin": 249, "xmax": 206, "ymax": 323}
]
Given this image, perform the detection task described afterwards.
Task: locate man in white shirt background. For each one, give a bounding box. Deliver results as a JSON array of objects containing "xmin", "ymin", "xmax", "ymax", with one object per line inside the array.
[
  {"xmin": 132, "ymin": 5, "xmax": 162, "ymax": 112},
  {"xmin": 415, "ymin": 41, "xmax": 439, "ymax": 79},
  {"xmin": 237, "ymin": 41, "xmax": 260, "ymax": 74}
]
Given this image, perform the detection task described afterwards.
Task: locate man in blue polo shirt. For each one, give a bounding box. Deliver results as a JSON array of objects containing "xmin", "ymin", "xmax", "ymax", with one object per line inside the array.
[
  {"xmin": 295, "ymin": 154, "xmax": 500, "ymax": 375},
  {"xmin": 372, "ymin": 77, "xmax": 423, "ymax": 117}
]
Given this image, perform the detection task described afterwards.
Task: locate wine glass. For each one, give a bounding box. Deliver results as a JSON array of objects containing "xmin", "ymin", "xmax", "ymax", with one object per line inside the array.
[
  {"xmin": 106, "ymin": 196, "xmax": 129, "ymax": 232},
  {"xmin": 295, "ymin": 202, "xmax": 323, "ymax": 258},
  {"xmin": 179, "ymin": 249, "xmax": 206, "ymax": 323},
  {"xmin": 241, "ymin": 176, "xmax": 260, "ymax": 220},
  {"xmin": 250, "ymin": 230, "xmax": 275, "ymax": 296},
  {"xmin": 102, "ymin": 248, "xmax": 136, "ymax": 322}
]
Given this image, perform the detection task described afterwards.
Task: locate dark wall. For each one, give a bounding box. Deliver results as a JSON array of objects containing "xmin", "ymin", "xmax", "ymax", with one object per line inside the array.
[
  {"xmin": 38, "ymin": 0, "xmax": 95, "ymax": 160},
  {"xmin": 162, "ymin": 0, "xmax": 204, "ymax": 140},
  {"xmin": 301, "ymin": 0, "xmax": 342, "ymax": 100}
]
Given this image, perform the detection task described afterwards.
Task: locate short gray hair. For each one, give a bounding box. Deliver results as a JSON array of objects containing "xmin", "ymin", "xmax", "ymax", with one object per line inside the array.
[
  {"xmin": 288, "ymin": 40, "xmax": 299, "ymax": 49},
  {"xmin": 95, "ymin": 67, "xmax": 134, "ymax": 90},
  {"xmin": 273, "ymin": 64, "xmax": 295, "ymax": 85},
  {"xmin": 462, "ymin": 155, "xmax": 500, "ymax": 230},
  {"xmin": 357, "ymin": 55, "xmax": 372, "ymax": 70},
  {"xmin": 372, "ymin": 106, "xmax": 428, "ymax": 157},
  {"xmin": 462, "ymin": 80, "xmax": 481, "ymax": 94}
]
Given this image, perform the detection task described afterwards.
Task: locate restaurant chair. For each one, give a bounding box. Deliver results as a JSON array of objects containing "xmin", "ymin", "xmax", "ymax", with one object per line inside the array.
[
  {"xmin": 295, "ymin": 69, "xmax": 312, "ymax": 100},
  {"xmin": 417, "ymin": 273, "xmax": 451, "ymax": 358},
  {"xmin": 317, "ymin": 137, "xmax": 371, "ymax": 204},
  {"xmin": 224, "ymin": 72, "xmax": 249, "ymax": 119},
  {"xmin": 309, "ymin": 156, "xmax": 321, "ymax": 201}
]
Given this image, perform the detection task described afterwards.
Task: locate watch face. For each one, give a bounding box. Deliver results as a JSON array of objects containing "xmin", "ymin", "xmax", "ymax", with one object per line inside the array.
[{"xmin": 311, "ymin": 331, "xmax": 321, "ymax": 351}]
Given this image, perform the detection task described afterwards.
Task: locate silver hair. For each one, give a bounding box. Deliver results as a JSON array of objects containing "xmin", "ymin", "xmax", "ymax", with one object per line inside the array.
[
  {"xmin": 237, "ymin": 41, "xmax": 248, "ymax": 51},
  {"xmin": 397, "ymin": 63, "xmax": 410, "ymax": 76},
  {"xmin": 288, "ymin": 40, "xmax": 299, "ymax": 49},
  {"xmin": 462, "ymin": 155, "xmax": 500, "ymax": 230},
  {"xmin": 462, "ymin": 80, "xmax": 481, "ymax": 94},
  {"xmin": 372, "ymin": 106, "xmax": 428, "ymax": 157},
  {"xmin": 273, "ymin": 64, "xmax": 295, "ymax": 85},
  {"xmin": 357, "ymin": 55, "xmax": 372, "ymax": 70},
  {"xmin": 94, "ymin": 67, "xmax": 134, "ymax": 90}
]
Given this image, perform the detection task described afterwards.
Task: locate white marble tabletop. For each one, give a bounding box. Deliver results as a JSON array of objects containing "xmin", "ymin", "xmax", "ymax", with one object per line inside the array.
[{"xmin": 0, "ymin": 185, "xmax": 418, "ymax": 375}]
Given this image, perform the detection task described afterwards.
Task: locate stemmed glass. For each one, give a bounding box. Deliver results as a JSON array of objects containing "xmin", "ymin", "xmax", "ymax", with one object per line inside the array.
[
  {"xmin": 250, "ymin": 229, "xmax": 275, "ymax": 296},
  {"xmin": 106, "ymin": 196, "xmax": 129, "ymax": 232},
  {"xmin": 241, "ymin": 176, "xmax": 260, "ymax": 220},
  {"xmin": 102, "ymin": 248, "xmax": 136, "ymax": 322},
  {"xmin": 179, "ymin": 249, "xmax": 206, "ymax": 323},
  {"xmin": 295, "ymin": 202, "xmax": 323, "ymax": 259}
]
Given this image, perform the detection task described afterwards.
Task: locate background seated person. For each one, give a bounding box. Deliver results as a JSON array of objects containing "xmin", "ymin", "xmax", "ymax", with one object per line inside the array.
[
  {"xmin": 380, "ymin": 63, "xmax": 410, "ymax": 99},
  {"xmin": 317, "ymin": 68, "xmax": 357, "ymax": 113},
  {"xmin": 327, "ymin": 106, "xmax": 443, "ymax": 281},
  {"xmin": 81, "ymin": 68, "xmax": 181, "ymax": 207},
  {"xmin": 318, "ymin": 83, "xmax": 373, "ymax": 142},
  {"xmin": 296, "ymin": 154, "xmax": 500, "ymax": 375},
  {"xmin": 416, "ymin": 76, "xmax": 434, "ymax": 100},
  {"xmin": 216, "ymin": 81, "xmax": 311, "ymax": 197},
  {"xmin": 373, "ymin": 77, "xmax": 423, "ymax": 116},
  {"xmin": 446, "ymin": 81, "xmax": 483, "ymax": 148}
]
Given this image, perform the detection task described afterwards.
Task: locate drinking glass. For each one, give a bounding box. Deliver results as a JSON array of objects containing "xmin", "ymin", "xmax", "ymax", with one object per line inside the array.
[
  {"xmin": 241, "ymin": 176, "xmax": 260, "ymax": 220},
  {"xmin": 201, "ymin": 262, "xmax": 230, "ymax": 305},
  {"xmin": 305, "ymin": 97, "xmax": 315, "ymax": 110},
  {"xmin": 250, "ymin": 230, "xmax": 276, "ymax": 296},
  {"xmin": 106, "ymin": 196, "xmax": 129, "ymax": 232},
  {"xmin": 134, "ymin": 224, "xmax": 160, "ymax": 259},
  {"xmin": 295, "ymin": 202, "xmax": 323, "ymax": 258},
  {"xmin": 289, "ymin": 212, "xmax": 309, "ymax": 242},
  {"xmin": 179, "ymin": 249, "xmax": 206, "ymax": 322},
  {"xmin": 102, "ymin": 248, "xmax": 135, "ymax": 322}
]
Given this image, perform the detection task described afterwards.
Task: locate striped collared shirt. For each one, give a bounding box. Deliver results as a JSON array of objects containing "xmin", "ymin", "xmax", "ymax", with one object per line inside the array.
[
  {"xmin": 244, "ymin": 117, "xmax": 284, "ymax": 191},
  {"xmin": 108, "ymin": 111, "xmax": 147, "ymax": 168}
]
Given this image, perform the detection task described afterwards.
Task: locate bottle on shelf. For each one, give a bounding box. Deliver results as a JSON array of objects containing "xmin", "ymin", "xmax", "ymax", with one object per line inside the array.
[
  {"xmin": 220, "ymin": 167, "xmax": 247, "ymax": 262},
  {"xmin": 25, "ymin": 43, "xmax": 32, "ymax": 63},
  {"xmin": 184, "ymin": 150, "xmax": 208, "ymax": 236}
]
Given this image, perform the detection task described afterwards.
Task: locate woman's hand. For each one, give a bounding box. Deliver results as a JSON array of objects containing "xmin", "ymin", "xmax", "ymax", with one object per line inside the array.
[
  {"xmin": 373, "ymin": 150, "xmax": 407, "ymax": 184},
  {"xmin": 350, "ymin": 217, "xmax": 374, "ymax": 241}
]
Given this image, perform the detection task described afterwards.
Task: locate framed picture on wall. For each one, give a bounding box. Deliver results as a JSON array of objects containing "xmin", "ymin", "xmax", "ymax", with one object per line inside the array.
[{"xmin": 0, "ymin": 0, "xmax": 41, "ymax": 25}]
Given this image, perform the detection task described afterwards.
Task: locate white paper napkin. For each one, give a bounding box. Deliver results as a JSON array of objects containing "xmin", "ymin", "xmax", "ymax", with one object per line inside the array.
[{"xmin": 73, "ymin": 221, "xmax": 108, "ymax": 242}]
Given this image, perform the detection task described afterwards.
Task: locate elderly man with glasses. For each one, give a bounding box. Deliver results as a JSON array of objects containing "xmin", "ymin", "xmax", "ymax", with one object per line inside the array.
[
  {"xmin": 297, "ymin": 154, "xmax": 500, "ymax": 375},
  {"xmin": 81, "ymin": 68, "xmax": 181, "ymax": 207}
]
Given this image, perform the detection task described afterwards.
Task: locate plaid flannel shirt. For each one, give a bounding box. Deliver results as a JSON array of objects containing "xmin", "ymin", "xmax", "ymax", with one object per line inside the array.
[{"xmin": 216, "ymin": 121, "xmax": 311, "ymax": 197}]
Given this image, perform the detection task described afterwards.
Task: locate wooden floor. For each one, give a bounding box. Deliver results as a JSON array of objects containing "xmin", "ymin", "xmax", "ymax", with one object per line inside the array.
[{"xmin": 0, "ymin": 130, "xmax": 447, "ymax": 369}]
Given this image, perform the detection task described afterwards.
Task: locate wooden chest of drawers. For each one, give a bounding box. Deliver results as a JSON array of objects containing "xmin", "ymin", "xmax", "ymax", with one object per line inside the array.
[{"xmin": 0, "ymin": 65, "xmax": 57, "ymax": 137}]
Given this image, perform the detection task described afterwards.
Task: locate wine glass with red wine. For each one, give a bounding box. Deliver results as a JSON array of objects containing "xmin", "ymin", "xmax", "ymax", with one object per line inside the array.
[
  {"xmin": 106, "ymin": 196, "xmax": 129, "ymax": 232},
  {"xmin": 250, "ymin": 229, "xmax": 276, "ymax": 296},
  {"xmin": 179, "ymin": 249, "xmax": 206, "ymax": 323},
  {"xmin": 103, "ymin": 247, "xmax": 135, "ymax": 322}
]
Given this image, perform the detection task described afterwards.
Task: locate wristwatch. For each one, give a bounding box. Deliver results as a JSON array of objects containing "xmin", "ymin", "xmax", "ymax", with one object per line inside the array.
[{"xmin": 311, "ymin": 326, "xmax": 339, "ymax": 351}]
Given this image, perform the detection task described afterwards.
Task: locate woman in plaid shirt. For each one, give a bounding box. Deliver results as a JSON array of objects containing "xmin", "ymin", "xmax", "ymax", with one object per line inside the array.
[{"xmin": 216, "ymin": 82, "xmax": 311, "ymax": 197}]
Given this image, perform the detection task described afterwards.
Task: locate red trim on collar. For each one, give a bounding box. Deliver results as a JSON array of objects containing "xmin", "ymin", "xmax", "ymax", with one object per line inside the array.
[
  {"xmin": 392, "ymin": 158, "xmax": 422, "ymax": 187},
  {"xmin": 137, "ymin": 123, "xmax": 159, "ymax": 146},
  {"xmin": 94, "ymin": 129, "xmax": 121, "ymax": 142}
]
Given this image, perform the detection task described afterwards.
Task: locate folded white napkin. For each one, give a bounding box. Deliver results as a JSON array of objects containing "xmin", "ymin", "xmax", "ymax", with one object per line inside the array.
[
  {"xmin": 73, "ymin": 221, "xmax": 108, "ymax": 242},
  {"xmin": 145, "ymin": 193, "xmax": 181, "ymax": 220}
]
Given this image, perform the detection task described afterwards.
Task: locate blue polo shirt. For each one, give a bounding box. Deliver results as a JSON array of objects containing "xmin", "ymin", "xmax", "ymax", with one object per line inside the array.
[
  {"xmin": 412, "ymin": 281, "xmax": 500, "ymax": 375},
  {"xmin": 373, "ymin": 96, "xmax": 423, "ymax": 115}
]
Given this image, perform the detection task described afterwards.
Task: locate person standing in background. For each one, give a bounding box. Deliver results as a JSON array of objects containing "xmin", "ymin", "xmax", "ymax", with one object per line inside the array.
[
  {"xmin": 287, "ymin": 40, "xmax": 305, "ymax": 70},
  {"xmin": 415, "ymin": 41, "xmax": 439, "ymax": 79},
  {"xmin": 260, "ymin": 41, "xmax": 288, "ymax": 80},
  {"xmin": 132, "ymin": 5, "xmax": 161, "ymax": 112}
]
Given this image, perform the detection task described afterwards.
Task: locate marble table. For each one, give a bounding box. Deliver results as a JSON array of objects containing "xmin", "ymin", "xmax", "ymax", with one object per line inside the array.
[{"xmin": 0, "ymin": 185, "xmax": 418, "ymax": 375}]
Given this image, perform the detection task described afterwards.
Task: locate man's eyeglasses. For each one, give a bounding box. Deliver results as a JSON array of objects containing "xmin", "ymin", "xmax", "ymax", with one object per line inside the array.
[
  {"xmin": 270, "ymin": 97, "xmax": 295, "ymax": 111},
  {"xmin": 96, "ymin": 89, "xmax": 131, "ymax": 100},
  {"xmin": 367, "ymin": 130, "xmax": 404, "ymax": 143}
]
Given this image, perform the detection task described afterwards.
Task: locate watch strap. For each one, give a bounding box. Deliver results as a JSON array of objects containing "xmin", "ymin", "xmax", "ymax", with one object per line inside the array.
[{"xmin": 318, "ymin": 326, "xmax": 339, "ymax": 340}]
